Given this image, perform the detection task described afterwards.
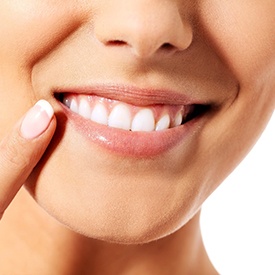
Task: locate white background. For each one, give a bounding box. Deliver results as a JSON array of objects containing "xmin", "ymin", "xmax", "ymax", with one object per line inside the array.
[{"xmin": 201, "ymin": 112, "xmax": 275, "ymax": 275}]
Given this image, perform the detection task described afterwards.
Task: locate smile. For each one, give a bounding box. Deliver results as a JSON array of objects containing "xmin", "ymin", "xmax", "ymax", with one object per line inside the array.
[
  {"xmin": 55, "ymin": 86, "xmax": 210, "ymax": 157},
  {"xmin": 60, "ymin": 94, "xmax": 198, "ymax": 132}
]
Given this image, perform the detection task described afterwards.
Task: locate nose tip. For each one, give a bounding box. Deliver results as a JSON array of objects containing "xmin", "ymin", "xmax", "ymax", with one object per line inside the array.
[{"xmin": 93, "ymin": 2, "xmax": 193, "ymax": 58}]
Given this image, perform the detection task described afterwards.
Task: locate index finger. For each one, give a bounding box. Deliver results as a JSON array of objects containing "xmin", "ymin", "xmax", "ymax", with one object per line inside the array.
[{"xmin": 0, "ymin": 100, "xmax": 56, "ymax": 218}]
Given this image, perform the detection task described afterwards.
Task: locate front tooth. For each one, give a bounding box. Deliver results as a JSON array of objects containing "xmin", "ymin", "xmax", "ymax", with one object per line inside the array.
[
  {"xmin": 131, "ymin": 108, "xmax": 155, "ymax": 132},
  {"xmin": 155, "ymin": 114, "xmax": 170, "ymax": 131},
  {"xmin": 70, "ymin": 98, "xmax": 78, "ymax": 113},
  {"xmin": 108, "ymin": 103, "xmax": 131, "ymax": 130},
  {"xmin": 79, "ymin": 98, "xmax": 91, "ymax": 119},
  {"xmin": 174, "ymin": 112, "xmax": 183, "ymax": 127},
  {"xmin": 90, "ymin": 103, "xmax": 108, "ymax": 125}
]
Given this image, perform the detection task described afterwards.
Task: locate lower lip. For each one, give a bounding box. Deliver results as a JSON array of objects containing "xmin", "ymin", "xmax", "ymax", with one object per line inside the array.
[{"xmin": 59, "ymin": 103, "xmax": 203, "ymax": 157}]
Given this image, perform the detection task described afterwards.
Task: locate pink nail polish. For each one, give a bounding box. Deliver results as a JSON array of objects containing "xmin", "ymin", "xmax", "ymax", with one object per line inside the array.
[{"xmin": 20, "ymin": 100, "xmax": 54, "ymax": 139}]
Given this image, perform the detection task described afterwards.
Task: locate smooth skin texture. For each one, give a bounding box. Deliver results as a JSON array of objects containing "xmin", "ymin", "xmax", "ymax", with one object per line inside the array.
[{"xmin": 0, "ymin": 0, "xmax": 274, "ymax": 274}]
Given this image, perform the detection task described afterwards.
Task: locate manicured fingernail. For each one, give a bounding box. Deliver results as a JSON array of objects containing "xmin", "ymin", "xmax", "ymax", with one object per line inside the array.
[{"xmin": 20, "ymin": 100, "xmax": 54, "ymax": 139}]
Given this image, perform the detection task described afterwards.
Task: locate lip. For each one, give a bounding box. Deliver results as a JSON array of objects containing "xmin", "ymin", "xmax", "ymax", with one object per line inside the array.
[
  {"xmin": 55, "ymin": 85, "xmax": 209, "ymax": 157},
  {"xmin": 54, "ymin": 84, "xmax": 209, "ymax": 106}
]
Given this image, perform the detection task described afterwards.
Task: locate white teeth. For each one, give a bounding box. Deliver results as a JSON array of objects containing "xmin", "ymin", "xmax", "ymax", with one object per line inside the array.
[
  {"xmin": 174, "ymin": 112, "xmax": 183, "ymax": 127},
  {"xmin": 131, "ymin": 108, "xmax": 155, "ymax": 132},
  {"xmin": 79, "ymin": 98, "xmax": 91, "ymax": 119},
  {"xmin": 90, "ymin": 103, "xmax": 108, "ymax": 125},
  {"xmin": 155, "ymin": 114, "xmax": 170, "ymax": 131},
  {"xmin": 70, "ymin": 98, "xmax": 79, "ymax": 113},
  {"xmin": 63, "ymin": 96, "xmax": 187, "ymax": 132},
  {"xmin": 108, "ymin": 104, "xmax": 131, "ymax": 130},
  {"xmin": 64, "ymin": 97, "xmax": 71, "ymax": 108}
]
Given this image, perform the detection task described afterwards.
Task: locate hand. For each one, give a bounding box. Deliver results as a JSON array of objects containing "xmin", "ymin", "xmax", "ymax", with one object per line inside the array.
[{"xmin": 0, "ymin": 100, "xmax": 56, "ymax": 220}]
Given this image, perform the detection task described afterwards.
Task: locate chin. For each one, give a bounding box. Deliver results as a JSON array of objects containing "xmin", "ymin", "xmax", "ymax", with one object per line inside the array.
[{"xmin": 25, "ymin": 159, "xmax": 202, "ymax": 245}]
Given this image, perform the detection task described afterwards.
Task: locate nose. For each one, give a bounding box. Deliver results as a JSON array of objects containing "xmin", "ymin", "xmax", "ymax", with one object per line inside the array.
[{"xmin": 93, "ymin": 0, "xmax": 193, "ymax": 58}]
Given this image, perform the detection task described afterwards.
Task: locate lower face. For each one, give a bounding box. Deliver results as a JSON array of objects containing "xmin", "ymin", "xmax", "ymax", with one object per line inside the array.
[{"xmin": 0, "ymin": 1, "xmax": 274, "ymax": 243}]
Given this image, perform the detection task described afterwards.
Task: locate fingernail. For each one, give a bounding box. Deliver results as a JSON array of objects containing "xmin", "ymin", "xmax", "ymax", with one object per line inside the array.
[{"xmin": 20, "ymin": 100, "xmax": 54, "ymax": 139}]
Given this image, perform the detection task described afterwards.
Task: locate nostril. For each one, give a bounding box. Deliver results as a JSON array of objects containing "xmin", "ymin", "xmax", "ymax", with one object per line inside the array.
[
  {"xmin": 158, "ymin": 43, "xmax": 179, "ymax": 54},
  {"xmin": 106, "ymin": 40, "xmax": 128, "ymax": 46},
  {"xmin": 161, "ymin": 43, "xmax": 174, "ymax": 50}
]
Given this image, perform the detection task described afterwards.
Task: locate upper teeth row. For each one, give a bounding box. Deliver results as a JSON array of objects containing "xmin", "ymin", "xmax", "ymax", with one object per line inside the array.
[{"xmin": 63, "ymin": 95, "xmax": 187, "ymax": 132}]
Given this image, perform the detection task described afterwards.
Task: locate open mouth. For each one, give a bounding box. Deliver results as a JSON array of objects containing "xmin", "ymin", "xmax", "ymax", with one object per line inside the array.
[
  {"xmin": 55, "ymin": 93, "xmax": 209, "ymax": 132},
  {"xmin": 54, "ymin": 86, "xmax": 212, "ymax": 157}
]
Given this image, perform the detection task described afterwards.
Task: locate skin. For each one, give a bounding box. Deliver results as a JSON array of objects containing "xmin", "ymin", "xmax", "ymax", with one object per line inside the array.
[{"xmin": 0, "ymin": 0, "xmax": 274, "ymax": 274}]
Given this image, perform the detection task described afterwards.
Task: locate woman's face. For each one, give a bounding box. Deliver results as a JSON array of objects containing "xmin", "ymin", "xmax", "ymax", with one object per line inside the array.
[{"xmin": 0, "ymin": 0, "xmax": 274, "ymax": 243}]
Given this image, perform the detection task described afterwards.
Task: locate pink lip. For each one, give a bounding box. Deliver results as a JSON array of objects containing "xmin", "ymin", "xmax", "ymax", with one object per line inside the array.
[
  {"xmin": 55, "ymin": 84, "xmax": 207, "ymax": 106},
  {"xmin": 55, "ymin": 85, "xmax": 208, "ymax": 157}
]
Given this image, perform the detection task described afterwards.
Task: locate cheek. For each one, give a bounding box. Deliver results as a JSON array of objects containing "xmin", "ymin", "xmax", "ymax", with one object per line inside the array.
[
  {"xmin": 199, "ymin": 1, "xmax": 275, "ymax": 134},
  {"xmin": 0, "ymin": 1, "xmax": 85, "ymax": 135},
  {"xmin": 0, "ymin": 1, "xmax": 83, "ymax": 67},
  {"xmin": 0, "ymin": 57, "xmax": 40, "ymax": 136},
  {"xmin": 199, "ymin": 1, "xmax": 275, "ymax": 84}
]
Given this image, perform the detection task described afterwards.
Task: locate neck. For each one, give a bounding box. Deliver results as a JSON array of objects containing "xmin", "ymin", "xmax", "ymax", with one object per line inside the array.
[{"xmin": 0, "ymin": 189, "xmax": 217, "ymax": 275}]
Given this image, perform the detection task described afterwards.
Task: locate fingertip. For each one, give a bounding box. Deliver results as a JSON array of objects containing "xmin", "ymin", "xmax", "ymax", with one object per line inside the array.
[
  {"xmin": 36, "ymin": 99, "xmax": 54, "ymax": 118},
  {"xmin": 20, "ymin": 100, "xmax": 54, "ymax": 140}
]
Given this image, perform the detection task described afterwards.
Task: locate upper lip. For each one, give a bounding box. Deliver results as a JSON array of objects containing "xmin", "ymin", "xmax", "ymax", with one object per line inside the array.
[{"xmin": 54, "ymin": 84, "xmax": 210, "ymax": 107}]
